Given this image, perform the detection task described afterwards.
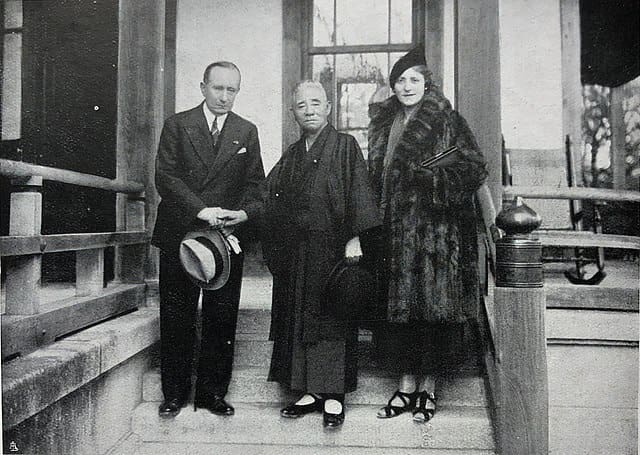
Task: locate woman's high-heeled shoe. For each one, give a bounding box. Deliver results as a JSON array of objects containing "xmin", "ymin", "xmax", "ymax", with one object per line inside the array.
[
  {"xmin": 412, "ymin": 391, "xmax": 436, "ymax": 423},
  {"xmin": 280, "ymin": 393, "xmax": 323, "ymax": 418},
  {"xmin": 377, "ymin": 390, "xmax": 417, "ymax": 419},
  {"xmin": 323, "ymin": 399, "xmax": 344, "ymax": 428}
]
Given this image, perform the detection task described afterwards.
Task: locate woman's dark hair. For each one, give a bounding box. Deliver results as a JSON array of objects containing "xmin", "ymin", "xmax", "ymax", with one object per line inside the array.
[{"xmin": 410, "ymin": 65, "xmax": 433, "ymax": 89}]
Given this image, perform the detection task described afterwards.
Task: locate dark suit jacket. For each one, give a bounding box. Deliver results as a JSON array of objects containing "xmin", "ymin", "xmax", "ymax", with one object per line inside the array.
[{"xmin": 152, "ymin": 103, "xmax": 265, "ymax": 251}]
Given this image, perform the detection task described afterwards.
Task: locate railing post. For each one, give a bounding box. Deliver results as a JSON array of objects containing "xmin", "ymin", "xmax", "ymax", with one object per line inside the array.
[
  {"xmin": 6, "ymin": 176, "xmax": 43, "ymax": 315},
  {"xmin": 493, "ymin": 196, "xmax": 548, "ymax": 455},
  {"xmin": 75, "ymin": 248, "xmax": 105, "ymax": 296},
  {"xmin": 115, "ymin": 193, "xmax": 146, "ymax": 284}
]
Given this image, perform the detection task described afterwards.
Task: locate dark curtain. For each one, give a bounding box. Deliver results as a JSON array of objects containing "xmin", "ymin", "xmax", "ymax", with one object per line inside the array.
[{"xmin": 581, "ymin": 0, "xmax": 640, "ymax": 87}]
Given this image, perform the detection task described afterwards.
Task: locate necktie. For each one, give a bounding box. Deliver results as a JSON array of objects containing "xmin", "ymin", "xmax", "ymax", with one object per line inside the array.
[{"xmin": 210, "ymin": 117, "xmax": 220, "ymax": 147}]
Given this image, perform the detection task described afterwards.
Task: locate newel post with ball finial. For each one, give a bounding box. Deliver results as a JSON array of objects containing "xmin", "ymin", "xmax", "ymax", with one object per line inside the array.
[{"xmin": 493, "ymin": 196, "xmax": 548, "ymax": 455}]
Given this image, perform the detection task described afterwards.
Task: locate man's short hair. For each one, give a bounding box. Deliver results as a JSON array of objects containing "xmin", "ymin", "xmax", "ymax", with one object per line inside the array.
[
  {"xmin": 292, "ymin": 80, "xmax": 327, "ymax": 105},
  {"xmin": 203, "ymin": 61, "xmax": 241, "ymax": 84}
]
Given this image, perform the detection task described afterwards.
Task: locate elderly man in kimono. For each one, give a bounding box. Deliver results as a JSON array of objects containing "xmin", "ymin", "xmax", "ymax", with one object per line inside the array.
[{"xmin": 261, "ymin": 81, "xmax": 381, "ymax": 428}]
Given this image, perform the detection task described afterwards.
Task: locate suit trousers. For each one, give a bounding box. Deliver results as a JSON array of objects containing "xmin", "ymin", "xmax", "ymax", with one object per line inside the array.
[{"xmin": 159, "ymin": 248, "xmax": 244, "ymax": 401}]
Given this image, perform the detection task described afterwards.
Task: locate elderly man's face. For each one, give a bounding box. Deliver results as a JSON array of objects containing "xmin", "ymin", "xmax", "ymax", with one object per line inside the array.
[{"xmin": 292, "ymin": 84, "xmax": 331, "ymax": 134}]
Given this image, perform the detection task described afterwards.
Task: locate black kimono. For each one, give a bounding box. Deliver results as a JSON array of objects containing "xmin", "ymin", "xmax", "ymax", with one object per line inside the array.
[{"xmin": 262, "ymin": 125, "xmax": 381, "ymax": 394}]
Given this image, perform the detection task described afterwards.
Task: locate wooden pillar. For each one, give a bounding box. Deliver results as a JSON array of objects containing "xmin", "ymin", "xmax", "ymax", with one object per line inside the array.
[
  {"xmin": 115, "ymin": 0, "xmax": 165, "ymax": 286},
  {"xmin": 561, "ymin": 0, "xmax": 584, "ymax": 185},
  {"xmin": 163, "ymin": 0, "xmax": 177, "ymax": 119},
  {"xmin": 281, "ymin": 0, "xmax": 305, "ymax": 149},
  {"xmin": 456, "ymin": 0, "xmax": 502, "ymax": 209},
  {"xmin": 494, "ymin": 197, "xmax": 548, "ymax": 455},
  {"xmin": 6, "ymin": 176, "xmax": 42, "ymax": 315},
  {"xmin": 425, "ymin": 0, "xmax": 444, "ymax": 89},
  {"xmin": 610, "ymin": 86, "xmax": 626, "ymax": 190}
]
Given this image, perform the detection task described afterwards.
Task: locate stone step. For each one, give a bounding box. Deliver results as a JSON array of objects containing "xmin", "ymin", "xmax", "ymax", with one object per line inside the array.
[
  {"xmin": 233, "ymin": 339, "xmax": 274, "ymax": 366},
  {"xmin": 238, "ymin": 341, "xmax": 481, "ymax": 370},
  {"xmin": 117, "ymin": 435, "xmax": 496, "ymax": 455},
  {"xmin": 235, "ymin": 309, "xmax": 377, "ymax": 342},
  {"xmin": 236, "ymin": 308, "xmax": 271, "ymax": 337},
  {"xmin": 131, "ymin": 402, "xmax": 495, "ymax": 451},
  {"xmin": 142, "ymin": 366, "xmax": 488, "ymax": 407}
]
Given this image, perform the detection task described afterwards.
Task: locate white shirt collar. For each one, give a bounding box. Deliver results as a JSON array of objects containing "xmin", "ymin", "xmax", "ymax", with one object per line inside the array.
[{"xmin": 202, "ymin": 103, "xmax": 229, "ymax": 131}]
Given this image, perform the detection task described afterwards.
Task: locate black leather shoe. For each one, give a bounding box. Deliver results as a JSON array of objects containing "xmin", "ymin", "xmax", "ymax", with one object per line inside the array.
[
  {"xmin": 158, "ymin": 398, "xmax": 185, "ymax": 418},
  {"xmin": 194, "ymin": 395, "xmax": 235, "ymax": 416},
  {"xmin": 323, "ymin": 401, "xmax": 345, "ymax": 428},
  {"xmin": 280, "ymin": 394, "xmax": 323, "ymax": 418}
]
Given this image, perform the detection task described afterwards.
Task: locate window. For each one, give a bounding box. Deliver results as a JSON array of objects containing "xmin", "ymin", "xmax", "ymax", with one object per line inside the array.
[
  {"xmin": 1, "ymin": 0, "xmax": 23, "ymax": 142},
  {"xmin": 306, "ymin": 0, "xmax": 424, "ymax": 156}
]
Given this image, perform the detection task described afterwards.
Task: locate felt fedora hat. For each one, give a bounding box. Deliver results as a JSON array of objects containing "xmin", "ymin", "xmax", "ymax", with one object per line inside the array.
[{"xmin": 179, "ymin": 229, "xmax": 231, "ymax": 290}]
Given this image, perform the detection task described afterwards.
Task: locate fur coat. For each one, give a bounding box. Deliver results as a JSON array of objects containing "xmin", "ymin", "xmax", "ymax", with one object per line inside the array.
[{"xmin": 368, "ymin": 91, "xmax": 487, "ymax": 324}]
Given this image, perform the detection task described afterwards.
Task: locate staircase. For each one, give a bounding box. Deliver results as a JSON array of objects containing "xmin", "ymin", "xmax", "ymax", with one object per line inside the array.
[{"xmin": 115, "ymin": 278, "xmax": 496, "ymax": 454}]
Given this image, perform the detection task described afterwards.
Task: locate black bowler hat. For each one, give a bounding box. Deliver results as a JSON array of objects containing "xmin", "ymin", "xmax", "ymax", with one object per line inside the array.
[
  {"xmin": 324, "ymin": 260, "xmax": 377, "ymax": 321},
  {"xmin": 179, "ymin": 229, "xmax": 231, "ymax": 290},
  {"xmin": 389, "ymin": 46, "xmax": 427, "ymax": 87}
]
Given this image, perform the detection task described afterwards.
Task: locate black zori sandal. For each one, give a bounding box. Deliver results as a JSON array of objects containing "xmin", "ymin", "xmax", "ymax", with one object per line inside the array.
[
  {"xmin": 377, "ymin": 390, "xmax": 417, "ymax": 419},
  {"xmin": 280, "ymin": 393, "xmax": 323, "ymax": 418},
  {"xmin": 323, "ymin": 399, "xmax": 345, "ymax": 429},
  {"xmin": 413, "ymin": 391, "xmax": 437, "ymax": 423}
]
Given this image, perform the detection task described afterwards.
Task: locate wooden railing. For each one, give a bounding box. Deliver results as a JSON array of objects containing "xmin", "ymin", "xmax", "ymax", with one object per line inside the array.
[
  {"xmin": 482, "ymin": 184, "xmax": 640, "ymax": 455},
  {"xmin": 504, "ymin": 185, "xmax": 640, "ymax": 251},
  {"xmin": 503, "ymin": 185, "xmax": 640, "ymax": 203},
  {"xmin": 0, "ymin": 159, "xmax": 149, "ymax": 360}
]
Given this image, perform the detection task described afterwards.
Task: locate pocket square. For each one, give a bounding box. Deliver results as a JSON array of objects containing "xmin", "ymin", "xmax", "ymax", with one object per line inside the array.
[
  {"xmin": 232, "ymin": 140, "xmax": 239, "ymax": 145},
  {"xmin": 236, "ymin": 147, "xmax": 247, "ymax": 154}
]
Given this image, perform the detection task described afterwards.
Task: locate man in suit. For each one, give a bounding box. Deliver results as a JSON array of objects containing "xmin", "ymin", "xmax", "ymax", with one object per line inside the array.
[{"xmin": 152, "ymin": 61, "xmax": 265, "ymax": 418}]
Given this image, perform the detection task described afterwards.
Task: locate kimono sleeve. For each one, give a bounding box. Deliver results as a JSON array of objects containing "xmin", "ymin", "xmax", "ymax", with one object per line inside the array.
[{"xmin": 343, "ymin": 136, "xmax": 383, "ymax": 236}]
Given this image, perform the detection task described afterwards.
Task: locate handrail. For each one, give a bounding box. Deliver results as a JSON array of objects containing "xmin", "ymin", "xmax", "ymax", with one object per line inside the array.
[
  {"xmin": 536, "ymin": 230, "xmax": 640, "ymax": 250},
  {"xmin": 504, "ymin": 185, "xmax": 640, "ymax": 203},
  {"xmin": 0, "ymin": 159, "xmax": 144, "ymax": 194},
  {"xmin": 0, "ymin": 231, "xmax": 149, "ymax": 257},
  {"xmin": 475, "ymin": 183, "xmax": 499, "ymax": 363}
]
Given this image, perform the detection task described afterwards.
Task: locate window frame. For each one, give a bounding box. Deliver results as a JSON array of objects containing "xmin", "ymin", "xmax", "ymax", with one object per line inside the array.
[{"xmin": 301, "ymin": 0, "xmax": 425, "ymax": 149}]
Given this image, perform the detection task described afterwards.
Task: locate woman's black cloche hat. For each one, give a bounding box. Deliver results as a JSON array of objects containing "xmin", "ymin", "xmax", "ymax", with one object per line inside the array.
[{"xmin": 389, "ymin": 46, "xmax": 427, "ymax": 87}]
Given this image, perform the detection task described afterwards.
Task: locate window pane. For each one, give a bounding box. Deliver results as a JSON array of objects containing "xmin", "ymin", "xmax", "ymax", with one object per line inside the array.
[
  {"xmin": 312, "ymin": 54, "xmax": 336, "ymax": 123},
  {"xmin": 2, "ymin": 33, "xmax": 22, "ymax": 140},
  {"xmin": 389, "ymin": 51, "xmax": 405, "ymax": 72},
  {"xmin": 388, "ymin": 51, "xmax": 405, "ymax": 85},
  {"xmin": 390, "ymin": 0, "xmax": 412, "ymax": 43},
  {"xmin": 312, "ymin": 0, "xmax": 334, "ymax": 46},
  {"xmin": 336, "ymin": 0, "xmax": 388, "ymax": 45},
  {"xmin": 336, "ymin": 53, "xmax": 387, "ymax": 134},
  {"xmin": 4, "ymin": 0, "xmax": 23, "ymax": 29}
]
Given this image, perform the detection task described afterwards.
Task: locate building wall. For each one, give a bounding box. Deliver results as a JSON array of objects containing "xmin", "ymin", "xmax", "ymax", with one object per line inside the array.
[
  {"xmin": 547, "ymin": 308, "xmax": 639, "ymax": 454},
  {"xmin": 499, "ymin": 0, "xmax": 568, "ymax": 227},
  {"xmin": 3, "ymin": 348, "xmax": 155, "ymax": 455},
  {"xmin": 499, "ymin": 0, "xmax": 563, "ymax": 150},
  {"xmin": 175, "ymin": 0, "xmax": 283, "ymax": 173}
]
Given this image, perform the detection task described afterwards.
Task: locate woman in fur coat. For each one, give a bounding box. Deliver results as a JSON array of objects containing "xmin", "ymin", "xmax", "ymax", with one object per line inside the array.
[{"xmin": 367, "ymin": 48, "xmax": 487, "ymax": 423}]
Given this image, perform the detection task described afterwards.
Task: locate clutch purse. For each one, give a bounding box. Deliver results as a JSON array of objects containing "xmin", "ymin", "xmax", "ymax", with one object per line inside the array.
[{"xmin": 420, "ymin": 146, "xmax": 461, "ymax": 169}]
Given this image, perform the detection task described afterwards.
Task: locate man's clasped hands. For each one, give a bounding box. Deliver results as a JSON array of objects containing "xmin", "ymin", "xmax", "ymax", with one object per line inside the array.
[{"xmin": 196, "ymin": 207, "xmax": 248, "ymax": 235}]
